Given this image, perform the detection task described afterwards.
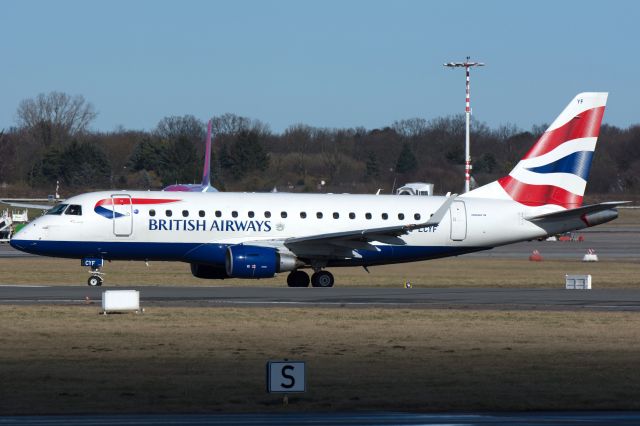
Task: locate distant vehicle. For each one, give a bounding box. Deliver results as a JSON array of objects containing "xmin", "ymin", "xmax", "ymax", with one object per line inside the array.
[
  {"xmin": 163, "ymin": 119, "xmax": 218, "ymax": 193},
  {"xmin": 11, "ymin": 92, "xmax": 627, "ymax": 288},
  {"xmin": 396, "ymin": 183, "xmax": 434, "ymax": 196},
  {"xmin": 0, "ymin": 208, "xmax": 29, "ymax": 242}
]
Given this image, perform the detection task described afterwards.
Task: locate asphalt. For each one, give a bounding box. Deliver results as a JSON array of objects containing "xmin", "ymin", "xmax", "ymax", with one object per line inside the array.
[
  {"xmin": 2, "ymin": 412, "xmax": 640, "ymax": 426},
  {"xmin": 2, "ymin": 285, "xmax": 640, "ymax": 311}
]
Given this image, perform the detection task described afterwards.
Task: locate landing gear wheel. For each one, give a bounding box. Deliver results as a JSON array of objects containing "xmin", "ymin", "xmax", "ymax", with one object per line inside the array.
[
  {"xmin": 287, "ymin": 270, "xmax": 310, "ymax": 288},
  {"xmin": 88, "ymin": 275, "xmax": 103, "ymax": 287},
  {"xmin": 311, "ymin": 271, "xmax": 334, "ymax": 288}
]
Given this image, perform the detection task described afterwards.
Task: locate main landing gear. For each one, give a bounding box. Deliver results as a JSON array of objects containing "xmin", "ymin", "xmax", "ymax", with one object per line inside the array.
[{"xmin": 286, "ymin": 270, "xmax": 334, "ymax": 288}]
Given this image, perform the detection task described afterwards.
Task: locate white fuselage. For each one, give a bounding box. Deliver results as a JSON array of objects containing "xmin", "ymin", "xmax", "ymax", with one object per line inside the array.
[{"xmin": 11, "ymin": 190, "xmax": 566, "ymax": 268}]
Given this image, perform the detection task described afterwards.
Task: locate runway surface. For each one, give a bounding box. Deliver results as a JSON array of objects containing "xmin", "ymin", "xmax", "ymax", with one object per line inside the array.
[
  {"xmin": 2, "ymin": 285, "xmax": 640, "ymax": 311},
  {"xmin": 2, "ymin": 412, "xmax": 640, "ymax": 425}
]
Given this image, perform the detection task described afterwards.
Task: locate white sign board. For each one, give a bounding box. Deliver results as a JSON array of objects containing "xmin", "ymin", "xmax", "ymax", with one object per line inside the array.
[
  {"xmin": 266, "ymin": 361, "xmax": 306, "ymax": 393},
  {"xmin": 102, "ymin": 290, "xmax": 140, "ymax": 312},
  {"xmin": 565, "ymin": 274, "xmax": 592, "ymax": 290}
]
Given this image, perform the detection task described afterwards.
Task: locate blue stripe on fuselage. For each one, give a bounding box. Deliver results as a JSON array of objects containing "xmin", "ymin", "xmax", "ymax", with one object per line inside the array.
[{"xmin": 10, "ymin": 239, "xmax": 491, "ymax": 266}]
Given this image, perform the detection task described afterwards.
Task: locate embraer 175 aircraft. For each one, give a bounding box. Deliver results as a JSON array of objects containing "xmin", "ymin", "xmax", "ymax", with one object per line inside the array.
[{"xmin": 10, "ymin": 93, "xmax": 625, "ymax": 287}]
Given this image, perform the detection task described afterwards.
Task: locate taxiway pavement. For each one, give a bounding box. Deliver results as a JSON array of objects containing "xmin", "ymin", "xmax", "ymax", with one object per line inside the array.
[
  {"xmin": 2, "ymin": 285, "xmax": 640, "ymax": 311},
  {"xmin": 3, "ymin": 412, "xmax": 640, "ymax": 426}
]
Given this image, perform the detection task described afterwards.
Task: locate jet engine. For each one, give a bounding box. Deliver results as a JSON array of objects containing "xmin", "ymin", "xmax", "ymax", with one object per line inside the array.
[
  {"xmin": 190, "ymin": 263, "xmax": 229, "ymax": 279},
  {"xmin": 225, "ymin": 245, "xmax": 301, "ymax": 279}
]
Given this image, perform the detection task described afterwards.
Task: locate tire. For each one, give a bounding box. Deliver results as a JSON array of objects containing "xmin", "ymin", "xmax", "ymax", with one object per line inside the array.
[
  {"xmin": 88, "ymin": 276, "xmax": 102, "ymax": 287},
  {"xmin": 287, "ymin": 270, "xmax": 310, "ymax": 287},
  {"xmin": 311, "ymin": 271, "xmax": 334, "ymax": 288}
]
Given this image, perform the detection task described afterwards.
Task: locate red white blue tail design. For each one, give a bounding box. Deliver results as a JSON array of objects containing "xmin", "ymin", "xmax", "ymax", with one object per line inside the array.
[{"xmin": 465, "ymin": 92, "xmax": 608, "ymax": 209}]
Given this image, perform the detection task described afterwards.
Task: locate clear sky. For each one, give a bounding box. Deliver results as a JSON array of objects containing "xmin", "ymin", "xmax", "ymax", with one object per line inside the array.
[{"xmin": 1, "ymin": 0, "xmax": 637, "ymax": 133}]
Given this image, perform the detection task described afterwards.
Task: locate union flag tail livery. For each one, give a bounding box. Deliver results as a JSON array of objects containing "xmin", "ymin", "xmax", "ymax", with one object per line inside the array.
[{"xmin": 465, "ymin": 92, "xmax": 608, "ymax": 210}]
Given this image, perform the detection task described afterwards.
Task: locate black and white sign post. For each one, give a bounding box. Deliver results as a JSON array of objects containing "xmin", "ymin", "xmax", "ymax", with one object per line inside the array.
[{"xmin": 266, "ymin": 360, "xmax": 306, "ymax": 404}]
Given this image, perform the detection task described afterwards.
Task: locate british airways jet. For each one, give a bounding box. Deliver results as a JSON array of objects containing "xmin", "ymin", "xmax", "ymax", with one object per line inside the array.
[{"xmin": 10, "ymin": 93, "xmax": 625, "ymax": 287}]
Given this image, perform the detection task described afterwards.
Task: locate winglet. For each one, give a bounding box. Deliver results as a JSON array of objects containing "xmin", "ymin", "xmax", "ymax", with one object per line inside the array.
[
  {"xmin": 201, "ymin": 119, "xmax": 212, "ymax": 189},
  {"xmin": 404, "ymin": 194, "xmax": 458, "ymax": 231},
  {"xmin": 424, "ymin": 194, "xmax": 458, "ymax": 227}
]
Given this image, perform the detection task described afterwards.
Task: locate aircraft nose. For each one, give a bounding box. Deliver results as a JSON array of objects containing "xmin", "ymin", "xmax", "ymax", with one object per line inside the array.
[
  {"xmin": 9, "ymin": 221, "xmax": 39, "ymax": 252},
  {"xmin": 9, "ymin": 236, "xmax": 23, "ymax": 250}
]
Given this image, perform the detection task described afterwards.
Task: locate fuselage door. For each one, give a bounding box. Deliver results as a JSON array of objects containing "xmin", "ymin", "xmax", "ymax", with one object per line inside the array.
[
  {"xmin": 111, "ymin": 194, "xmax": 133, "ymax": 237},
  {"xmin": 450, "ymin": 200, "xmax": 467, "ymax": 241}
]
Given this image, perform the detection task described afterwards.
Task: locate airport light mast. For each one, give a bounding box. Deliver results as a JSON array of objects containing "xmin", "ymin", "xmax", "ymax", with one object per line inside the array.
[{"xmin": 443, "ymin": 56, "xmax": 485, "ymax": 193}]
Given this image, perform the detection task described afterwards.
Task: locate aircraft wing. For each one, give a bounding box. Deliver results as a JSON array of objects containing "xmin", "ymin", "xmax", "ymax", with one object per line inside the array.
[
  {"xmin": 281, "ymin": 195, "xmax": 457, "ymax": 258},
  {"xmin": 525, "ymin": 201, "xmax": 630, "ymax": 222},
  {"xmin": 0, "ymin": 200, "xmax": 58, "ymax": 210}
]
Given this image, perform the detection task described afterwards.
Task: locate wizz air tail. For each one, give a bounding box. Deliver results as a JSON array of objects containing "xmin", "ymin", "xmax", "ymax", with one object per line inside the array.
[
  {"xmin": 164, "ymin": 119, "xmax": 218, "ymax": 193},
  {"xmin": 465, "ymin": 92, "xmax": 608, "ymax": 210}
]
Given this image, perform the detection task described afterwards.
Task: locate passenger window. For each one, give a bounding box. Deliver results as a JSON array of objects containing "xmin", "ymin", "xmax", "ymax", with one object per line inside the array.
[
  {"xmin": 300, "ymin": 212, "xmax": 307, "ymax": 219},
  {"xmin": 316, "ymin": 212, "xmax": 323, "ymax": 219},
  {"xmin": 398, "ymin": 213, "xmax": 405, "ymax": 220},
  {"xmin": 381, "ymin": 213, "xmax": 388, "ymax": 220},
  {"xmin": 414, "ymin": 213, "xmax": 421, "ymax": 220},
  {"xmin": 333, "ymin": 212, "xmax": 339, "ymax": 219},
  {"xmin": 65, "ymin": 205, "xmax": 82, "ymax": 216},
  {"xmin": 199, "ymin": 210, "xmax": 205, "ymax": 218},
  {"xmin": 349, "ymin": 212, "xmax": 355, "ymax": 219},
  {"xmin": 248, "ymin": 211, "xmax": 255, "ymax": 218},
  {"xmin": 149, "ymin": 209, "xmax": 156, "ymax": 217},
  {"xmin": 182, "ymin": 210, "xmax": 189, "ymax": 218},
  {"xmin": 46, "ymin": 204, "xmax": 68, "ymax": 215},
  {"xmin": 215, "ymin": 210, "xmax": 222, "ymax": 218},
  {"xmin": 365, "ymin": 213, "xmax": 372, "ymax": 220},
  {"xmin": 265, "ymin": 211, "xmax": 271, "ymax": 218},
  {"xmin": 232, "ymin": 211, "xmax": 238, "ymax": 218},
  {"xmin": 166, "ymin": 210, "xmax": 173, "ymax": 217},
  {"xmin": 281, "ymin": 211, "xmax": 287, "ymax": 218}
]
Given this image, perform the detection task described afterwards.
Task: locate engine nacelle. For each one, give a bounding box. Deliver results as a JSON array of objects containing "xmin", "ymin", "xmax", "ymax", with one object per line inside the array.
[
  {"xmin": 225, "ymin": 245, "xmax": 300, "ymax": 279},
  {"xmin": 190, "ymin": 263, "xmax": 228, "ymax": 279}
]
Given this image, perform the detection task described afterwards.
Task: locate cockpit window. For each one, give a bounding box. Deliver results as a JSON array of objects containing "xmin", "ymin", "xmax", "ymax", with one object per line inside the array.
[
  {"xmin": 65, "ymin": 205, "xmax": 82, "ymax": 216},
  {"xmin": 46, "ymin": 204, "xmax": 68, "ymax": 215}
]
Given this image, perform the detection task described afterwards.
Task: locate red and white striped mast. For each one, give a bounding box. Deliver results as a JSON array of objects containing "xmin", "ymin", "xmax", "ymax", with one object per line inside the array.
[{"xmin": 444, "ymin": 56, "xmax": 485, "ymax": 193}]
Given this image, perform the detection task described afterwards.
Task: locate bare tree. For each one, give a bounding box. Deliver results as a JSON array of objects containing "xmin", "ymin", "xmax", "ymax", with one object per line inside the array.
[
  {"xmin": 16, "ymin": 91, "xmax": 98, "ymax": 147},
  {"xmin": 284, "ymin": 124, "xmax": 314, "ymax": 181},
  {"xmin": 155, "ymin": 115, "xmax": 204, "ymax": 144},
  {"xmin": 392, "ymin": 117, "xmax": 428, "ymax": 138},
  {"xmin": 212, "ymin": 113, "xmax": 270, "ymax": 137}
]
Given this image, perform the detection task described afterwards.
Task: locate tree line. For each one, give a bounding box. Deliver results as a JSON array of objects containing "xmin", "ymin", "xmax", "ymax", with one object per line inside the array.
[{"xmin": 1, "ymin": 91, "xmax": 638, "ymax": 201}]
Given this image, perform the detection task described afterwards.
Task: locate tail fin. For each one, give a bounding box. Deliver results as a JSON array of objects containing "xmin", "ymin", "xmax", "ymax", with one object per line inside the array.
[
  {"xmin": 201, "ymin": 119, "xmax": 212, "ymax": 188},
  {"xmin": 465, "ymin": 92, "xmax": 608, "ymax": 209},
  {"xmin": 163, "ymin": 118, "xmax": 218, "ymax": 192}
]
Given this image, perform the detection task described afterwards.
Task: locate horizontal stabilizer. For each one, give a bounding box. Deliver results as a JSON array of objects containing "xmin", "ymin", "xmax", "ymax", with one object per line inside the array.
[{"xmin": 526, "ymin": 201, "xmax": 630, "ymax": 222}]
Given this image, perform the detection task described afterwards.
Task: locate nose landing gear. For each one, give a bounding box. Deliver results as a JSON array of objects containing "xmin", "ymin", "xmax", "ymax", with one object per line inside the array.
[
  {"xmin": 88, "ymin": 273, "xmax": 103, "ymax": 287},
  {"xmin": 83, "ymin": 257, "xmax": 105, "ymax": 286}
]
